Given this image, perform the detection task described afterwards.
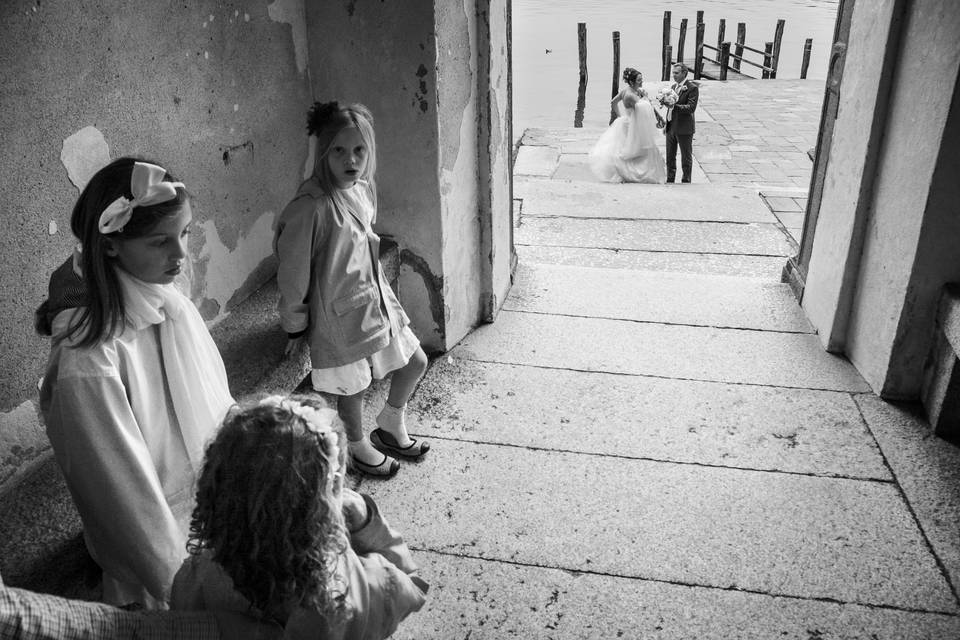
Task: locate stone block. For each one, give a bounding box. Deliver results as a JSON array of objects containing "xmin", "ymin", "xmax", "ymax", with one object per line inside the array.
[
  {"xmin": 921, "ymin": 283, "xmax": 960, "ymax": 440},
  {"xmin": 0, "ymin": 401, "xmax": 48, "ymax": 494}
]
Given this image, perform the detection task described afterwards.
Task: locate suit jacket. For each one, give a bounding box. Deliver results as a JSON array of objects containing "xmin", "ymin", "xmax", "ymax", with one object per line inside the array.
[{"xmin": 667, "ymin": 80, "xmax": 698, "ymax": 136}]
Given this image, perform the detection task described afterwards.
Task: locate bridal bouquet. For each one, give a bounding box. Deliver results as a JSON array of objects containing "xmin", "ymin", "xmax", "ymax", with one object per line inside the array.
[{"xmin": 656, "ymin": 87, "xmax": 678, "ymax": 107}]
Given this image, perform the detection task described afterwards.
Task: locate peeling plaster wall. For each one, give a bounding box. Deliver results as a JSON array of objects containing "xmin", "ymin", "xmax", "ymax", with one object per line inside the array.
[
  {"xmin": 479, "ymin": 0, "xmax": 515, "ymax": 319},
  {"xmin": 0, "ymin": 1, "xmax": 311, "ymax": 479},
  {"xmin": 436, "ymin": 0, "xmax": 484, "ymax": 344},
  {"xmin": 304, "ymin": 1, "xmax": 447, "ymax": 349}
]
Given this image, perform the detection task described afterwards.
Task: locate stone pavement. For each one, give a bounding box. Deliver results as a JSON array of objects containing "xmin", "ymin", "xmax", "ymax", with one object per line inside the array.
[{"xmin": 370, "ymin": 80, "xmax": 960, "ymax": 638}]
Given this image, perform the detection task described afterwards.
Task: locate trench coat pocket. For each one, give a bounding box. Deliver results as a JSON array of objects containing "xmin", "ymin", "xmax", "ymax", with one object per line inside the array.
[
  {"xmin": 331, "ymin": 284, "xmax": 387, "ymax": 348},
  {"xmin": 333, "ymin": 285, "xmax": 379, "ymax": 316}
]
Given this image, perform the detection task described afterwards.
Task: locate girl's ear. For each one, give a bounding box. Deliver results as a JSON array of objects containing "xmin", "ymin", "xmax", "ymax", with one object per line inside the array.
[{"xmin": 103, "ymin": 237, "xmax": 120, "ymax": 258}]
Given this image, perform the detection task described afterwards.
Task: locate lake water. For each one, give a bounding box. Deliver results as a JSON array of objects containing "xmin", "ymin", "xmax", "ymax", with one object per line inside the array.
[{"xmin": 512, "ymin": 0, "xmax": 839, "ymax": 133}]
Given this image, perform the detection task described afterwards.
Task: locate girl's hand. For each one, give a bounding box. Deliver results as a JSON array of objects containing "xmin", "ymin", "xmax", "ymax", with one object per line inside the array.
[
  {"xmin": 284, "ymin": 336, "xmax": 306, "ymax": 358},
  {"xmin": 341, "ymin": 488, "xmax": 370, "ymax": 531}
]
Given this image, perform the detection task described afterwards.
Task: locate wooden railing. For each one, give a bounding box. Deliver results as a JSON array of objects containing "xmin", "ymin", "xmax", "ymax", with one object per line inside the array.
[{"xmin": 661, "ymin": 11, "xmax": 813, "ymax": 81}]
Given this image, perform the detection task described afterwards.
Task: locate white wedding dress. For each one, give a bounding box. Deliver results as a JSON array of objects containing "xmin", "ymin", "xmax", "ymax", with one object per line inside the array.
[{"xmin": 589, "ymin": 96, "xmax": 667, "ymax": 184}]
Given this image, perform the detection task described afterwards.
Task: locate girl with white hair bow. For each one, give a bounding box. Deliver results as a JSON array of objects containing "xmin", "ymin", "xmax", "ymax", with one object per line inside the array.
[{"xmin": 36, "ymin": 157, "xmax": 233, "ymax": 609}]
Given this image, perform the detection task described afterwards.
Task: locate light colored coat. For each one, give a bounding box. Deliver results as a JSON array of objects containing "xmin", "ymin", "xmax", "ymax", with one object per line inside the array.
[
  {"xmin": 40, "ymin": 309, "xmax": 226, "ymax": 608},
  {"xmin": 273, "ymin": 179, "xmax": 409, "ymax": 369},
  {"xmin": 172, "ymin": 494, "xmax": 427, "ymax": 640}
]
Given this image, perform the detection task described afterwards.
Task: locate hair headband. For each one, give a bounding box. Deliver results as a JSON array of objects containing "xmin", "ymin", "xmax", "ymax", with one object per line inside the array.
[{"xmin": 98, "ymin": 162, "xmax": 185, "ymax": 234}]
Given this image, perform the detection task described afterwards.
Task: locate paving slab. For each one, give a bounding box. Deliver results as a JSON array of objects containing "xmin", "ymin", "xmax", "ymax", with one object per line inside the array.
[
  {"xmin": 516, "ymin": 217, "xmax": 794, "ymax": 256},
  {"xmin": 506, "ymin": 262, "xmax": 812, "ymax": 332},
  {"xmin": 514, "ymin": 145, "xmax": 559, "ymax": 177},
  {"xmin": 773, "ymin": 210, "xmax": 805, "ymax": 227},
  {"xmin": 551, "ymin": 155, "xmax": 594, "ymax": 182},
  {"xmin": 520, "ymin": 127, "xmax": 606, "ymax": 147},
  {"xmin": 367, "ymin": 441, "xmax": 956, "ymax": 612},
  {"xmin": 514, "ymin": 179, "xmax": 774, "ymax": 223},
  {"xmin": 392, "ymin": 553, "xmax": 960, "ymax": 640},
  {"xmin": 517, "ymin": 245, "xmax": 789, "ymax": 279},
  {"xmin": 856, "ymin": 394, "xmax": 960, "ymax": 598},
  {"xmin": 452, "ymin": 310, "xmax": 870, "ymax": 392},
  {"xmin": 411, "ymin": 358, "xmax": 888, "ymax": 479}
]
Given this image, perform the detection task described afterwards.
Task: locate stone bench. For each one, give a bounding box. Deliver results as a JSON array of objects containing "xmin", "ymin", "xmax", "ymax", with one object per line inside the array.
[{"xmin": 0, "ymin": 240, "xmax": 400, "ymax": 599}]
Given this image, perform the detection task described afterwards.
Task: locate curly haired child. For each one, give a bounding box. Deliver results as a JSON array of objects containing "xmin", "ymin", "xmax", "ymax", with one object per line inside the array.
[
  {"xmin": 274, "ymin": 101, "xmax": 430, "ymax": 477},
  {"xmin": 171, "ymin": 395, "xmax": 427, "ymax": 639}
]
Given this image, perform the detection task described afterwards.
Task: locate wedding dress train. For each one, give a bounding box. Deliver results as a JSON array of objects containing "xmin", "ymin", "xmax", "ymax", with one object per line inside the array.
[{"xmin": 589, "ymin": 99, "xmax": 667, "ymax": 184}]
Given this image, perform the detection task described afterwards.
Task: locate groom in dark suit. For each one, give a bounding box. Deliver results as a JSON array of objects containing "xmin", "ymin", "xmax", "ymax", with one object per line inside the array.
[{"xmin": 665, "ymin": 63, "xmax": 699, "ymax": 183}]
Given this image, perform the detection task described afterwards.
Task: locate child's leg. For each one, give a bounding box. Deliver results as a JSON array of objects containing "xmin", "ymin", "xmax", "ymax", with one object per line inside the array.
[
  {"xmin": 387, "ymin": 346, "xmax": 428, "ymax": 409},
  {"xmin": 376, "ymin": 347, "xmax": 428, "ymax": 448},
  {"xmin": 338, "ymin": 390, "xmax": 388, "ymax": 467}
]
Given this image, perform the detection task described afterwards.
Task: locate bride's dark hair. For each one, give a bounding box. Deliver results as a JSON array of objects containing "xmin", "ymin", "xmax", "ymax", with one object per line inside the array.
[{"xmin": 622, "ymin": 67, "xmax": 641, "ymax": 86}]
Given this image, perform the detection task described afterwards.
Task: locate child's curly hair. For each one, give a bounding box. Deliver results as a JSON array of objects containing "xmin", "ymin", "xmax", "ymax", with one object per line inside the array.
[{"xmin": 187, "ymin": 395, "xmax": 349, "ymax": 618}]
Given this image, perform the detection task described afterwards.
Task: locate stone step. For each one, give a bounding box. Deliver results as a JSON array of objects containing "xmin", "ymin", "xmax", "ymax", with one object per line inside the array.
[
  {"xmin": 452, "ymin": 310, "xmax": 869, "ymax": 393},
  {"xmin": 517, "ymin": 245, "xmax": 788, "ymax": 279},
  {"xmin": 410, "ymin": 358, "xmax": 887, "ymax": 480},
  {"xmin": 365, "ymin": 439, "xmax": 957, "ymax": 613},
  {"xmin": 516, "ymin": 217, "xmax": 794, "ymax": 256},
  {"xmin": 391, "ymin": 552, "xmax": 960, "ymax": 639},
  {"xmin": 506, "ymin": 262, "xmax": 811, "ymax": 332},
  {"xmin": 515, "ymin": 179, "xmax": 774, "ymax": 223}
]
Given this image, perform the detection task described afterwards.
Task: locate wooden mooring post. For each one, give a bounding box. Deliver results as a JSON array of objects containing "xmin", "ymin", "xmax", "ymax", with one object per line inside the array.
[
  {"xmin": 575, "ymin": 22, "xmax": 587, "ymax": 127},
  {"xmin": 694, "ymin": 21, "xmax": 705, "ymax": 79},
  {"xmin": 771, "ymin": 18, "xmax": 785, "ymax": 78},
  {"xmin": 717, "ymin": 19, "xmax": 725, "ymax": 55},
  {"xmin": 733, "ymin": 23, "xmax": 746, "ymax": 72},
  {"xmin": 610, "ymin": 31, "xmax": 620, "ymax": 124},
  {"xmin": 578, "ymin": 22, "xmax": 587, "ymax": 82},
  {"xmin": 661, "ymin": 11, "xmax": 672, "ymax": 80},
  {"xmin": 677, "ymin": 18, "xmax": 688, "ymax": 64},
  {"xmin": 762, "ymin": 41, "xmax": 773, "ymax": 79},
  {"xmin": 800, "ymin": 37, "xmax": 813, "ymax": 79},
  {"xmin": 719, "ymin": 42, "xmax": 731, "ymax": 80}
]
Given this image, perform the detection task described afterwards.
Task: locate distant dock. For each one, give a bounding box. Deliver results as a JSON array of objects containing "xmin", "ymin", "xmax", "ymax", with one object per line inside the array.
[{"xmin": 661, "ymin": 10, "xmax": 814, "ymax": 81}]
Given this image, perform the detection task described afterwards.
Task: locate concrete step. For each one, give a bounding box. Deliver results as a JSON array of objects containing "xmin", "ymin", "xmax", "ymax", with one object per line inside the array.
[
  {"xmin": 452, "ymin": 310, "xmax": 869, "ymax": 393},
  {"xmin": 516, "ymin": 179, "xmax": 774, "ymax": 223},
  {"xmin": 517, "ymin": 244, "xmax": 789, "ymax": 279},
  {"xmin": 505, "ymin": 262, "xmax": 812, "ymax": 332},
  {"xmin": 516, "ymin": 217, "xmax": 794, "ymax": 257},
  {"xmin": 391, "ymin": 552, "xmax": 960, "ymax": 639},
  {"xmin": 408, "ymin": 358, "xmax": 887, "ymax": 480},
  {"xmin": 365, "ymin": 439, "xmax": 957, "ymax": 613}
]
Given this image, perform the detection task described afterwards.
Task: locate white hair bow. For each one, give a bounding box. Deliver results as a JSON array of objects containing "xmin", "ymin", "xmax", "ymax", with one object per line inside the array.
[{"xmin": 98, "ymin": 162, "xmax": 185, "ymax": 234}]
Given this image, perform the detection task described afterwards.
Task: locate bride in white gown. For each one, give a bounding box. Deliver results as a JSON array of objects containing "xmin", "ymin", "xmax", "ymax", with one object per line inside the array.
[{"xmin": 589, "ymin": 68, "xmax": 667, "ymax": 184}]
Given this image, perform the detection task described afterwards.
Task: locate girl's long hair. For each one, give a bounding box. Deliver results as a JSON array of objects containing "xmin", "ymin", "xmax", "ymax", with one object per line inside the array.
[
  {"xmin": 58, "ymin": 156, "xmax": 187, "ymax": 347},
  {"xmin": 307, "ymin": 101, "xmax": 378, "ymax": 213},
  {"xmin": 187, "ymin": 396, "xmax": 349, "ymax": 621}
]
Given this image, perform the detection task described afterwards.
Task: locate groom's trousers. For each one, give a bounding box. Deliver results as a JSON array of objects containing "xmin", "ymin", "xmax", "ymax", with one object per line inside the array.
[{"xmin": 665, "ymin": 130, "xmax": 693, "ymax": 183}]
